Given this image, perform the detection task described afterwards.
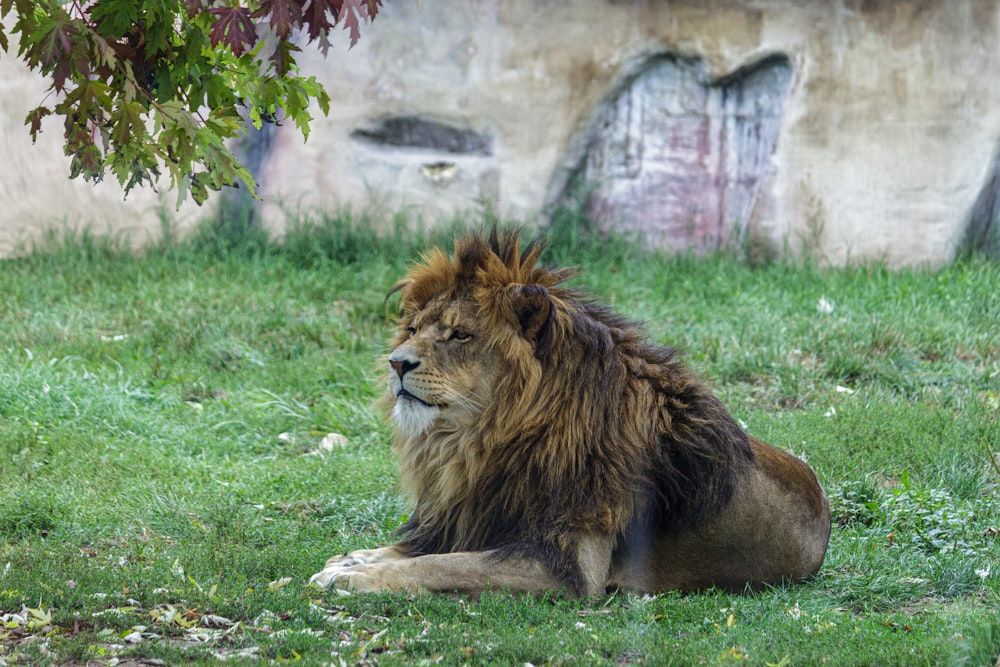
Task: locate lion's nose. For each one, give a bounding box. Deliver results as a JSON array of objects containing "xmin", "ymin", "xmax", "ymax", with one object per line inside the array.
[{"xmin": 390, "ymin": 358, "xmax": 420, "ymax": 379}]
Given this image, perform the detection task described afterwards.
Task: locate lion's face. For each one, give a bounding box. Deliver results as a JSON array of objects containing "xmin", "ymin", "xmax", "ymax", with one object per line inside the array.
[{"xmin": 387, "ymin": 293, "xmax": 505, "ymax": 437}]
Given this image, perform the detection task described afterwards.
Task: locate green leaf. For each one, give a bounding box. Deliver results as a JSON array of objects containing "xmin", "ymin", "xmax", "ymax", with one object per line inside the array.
[
  {"xmin": 91, "ymin": 0, "xmax": 139, "ymax": 38},
  {"xmin": 110, "ymin": 100, "xmax": 145, "ymax": 148}
]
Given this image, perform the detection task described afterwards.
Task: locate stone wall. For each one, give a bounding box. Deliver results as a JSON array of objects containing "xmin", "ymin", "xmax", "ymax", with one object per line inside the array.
[{"xmin": 3, "ymin": 1, "xmax": 1000, "ymax": 265}]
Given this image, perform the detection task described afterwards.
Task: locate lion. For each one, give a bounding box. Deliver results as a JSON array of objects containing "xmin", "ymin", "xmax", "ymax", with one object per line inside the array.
[{"xmin": 309, "ymin": 229, "xmax": 831, "ymax": 596}]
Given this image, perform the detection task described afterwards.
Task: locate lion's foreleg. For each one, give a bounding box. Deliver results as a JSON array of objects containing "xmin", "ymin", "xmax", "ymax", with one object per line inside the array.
[
  {"xmin": 310, "ymin": 535, "xmax": 614, "ymax": 596},
  {"xmin": 312, "ymin": 549, "xmax": 564, "ymax": 595}
]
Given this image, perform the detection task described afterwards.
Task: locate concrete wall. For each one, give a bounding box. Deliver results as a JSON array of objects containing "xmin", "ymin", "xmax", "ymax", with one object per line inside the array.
[{"xmin": 3, "ymin": 1, "xmax": 1000, "ymax": 266}]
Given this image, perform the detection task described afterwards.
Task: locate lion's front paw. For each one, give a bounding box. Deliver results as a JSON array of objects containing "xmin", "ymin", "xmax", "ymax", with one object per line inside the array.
[
  {"xmin": 309, "ymin": 546, "xmax": 408, "ymax": 590},
  {"xmin": 308, "ymin": 563, "xmax": 347, "ymax": 589},
  {"xmin": 309, "ymin": 562, "xmax": 401, "ymax": 593}
]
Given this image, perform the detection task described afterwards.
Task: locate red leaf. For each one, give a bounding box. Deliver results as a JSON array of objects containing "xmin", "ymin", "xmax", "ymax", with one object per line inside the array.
[
  {"xmin": 25, "ymin": 106, "xmax": 52, "ymax": 142},
  {"xmin": 301, "ymin": 0, "xmax": 334, "ymax": 43},
  {"xmin": 335, "ymin": 0, "xmax": 379, "ymax": 48},
  {"xmin": 52, "ymin": 57, "xmax": 73, "ymax": 92},
  {"xmin": 252, "ymin": 0, "xmax": 303, "ymax": 41},
  {"xmin": 208, "ymin": 6, "xmax": 258, "ymax": 56},
  {"xmin": 36, "ymin": 17, "xmax": 74, "ymax": 63}
]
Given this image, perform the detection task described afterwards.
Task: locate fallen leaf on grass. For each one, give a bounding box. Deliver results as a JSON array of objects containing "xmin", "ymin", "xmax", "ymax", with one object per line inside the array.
[
  {"xmin": 268, "ymin": 577, "xmax": 293, "ymax": 592},
  {"xmin": 201, "ymin": 614, "xmax": 236, "ymax": 627}
]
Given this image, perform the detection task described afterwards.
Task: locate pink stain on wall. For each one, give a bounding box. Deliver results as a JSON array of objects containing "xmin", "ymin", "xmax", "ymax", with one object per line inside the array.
[{"xmin": 557, "ymin": 54, "xmax": 792, "ymax": 253}]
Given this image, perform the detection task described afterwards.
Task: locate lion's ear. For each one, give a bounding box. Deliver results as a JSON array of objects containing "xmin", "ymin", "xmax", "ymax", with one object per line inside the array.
[{"xmin": 511, "ymin": 284, "xmax": 553, "ymax": 346}]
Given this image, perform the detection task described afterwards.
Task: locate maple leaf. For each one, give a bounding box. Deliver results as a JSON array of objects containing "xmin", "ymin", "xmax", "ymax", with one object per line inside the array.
[
  {"xmin": 111, "ymin": 100, "xmax": 145, "ymax": 148},
  {"xmin": 208, "ymin": 6, "xmax": 257, "ymax": 56},
  {"xmin": 334, "ymin": 0, "xmax": 380, "ymax": 48},
  {"xmin": 269, "ymin": 38, "xmax": 301, "ymax": 76},
  {"xmin": 33, "ymin": 16, "xmax": 77, "ymax": 91},
  {"xmin": 51, "ymin": 57, "xmax": 73, "ymax": 93},
  {"xmin": 252, "ymin": 0, "xmax": 303, "ymax": 41},
  {"xmin": 338, "ymin": 0, "xmax": 361, "ymax": 48},
  {"xmin": 91, "ymin": 0, "xmax": 140, "ymax": 39},
  {"xmin": 25, "ymin": 106, "xmax": 52, "ymax": 142},
  {"xmin": 302, "ymin": 0, "xmax": 334, "ymax": 43}
]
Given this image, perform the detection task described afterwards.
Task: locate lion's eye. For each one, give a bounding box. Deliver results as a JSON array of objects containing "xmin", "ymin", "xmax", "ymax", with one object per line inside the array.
[
  {"xmin": 405, "ymin": 327, "xmax": 417, "ymax": 339},
  {"xmin": 449, "ymin": 329, "xmax": 471, "ymax": 342}
]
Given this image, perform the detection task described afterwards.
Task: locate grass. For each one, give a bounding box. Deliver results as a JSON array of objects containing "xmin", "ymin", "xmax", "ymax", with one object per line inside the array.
[{"xmin": 0, "ymin": 213, "xmax": 998, "ymax": 665}]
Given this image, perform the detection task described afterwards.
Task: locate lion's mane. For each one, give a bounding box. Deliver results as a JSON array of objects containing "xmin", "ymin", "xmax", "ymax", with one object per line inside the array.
[{"xmin": 384, "ymin": 229, "xmax": 754, "ymax": 593}]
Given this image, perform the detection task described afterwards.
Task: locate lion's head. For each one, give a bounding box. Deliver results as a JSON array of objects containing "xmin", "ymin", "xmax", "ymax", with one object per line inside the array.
[
  {"xmin": 383, "ymin": 292, "xmax": 498, "ymax": 437},
  {"xmin": 383, "ymin": 229, "xmax": 573, "ymax": 441}
]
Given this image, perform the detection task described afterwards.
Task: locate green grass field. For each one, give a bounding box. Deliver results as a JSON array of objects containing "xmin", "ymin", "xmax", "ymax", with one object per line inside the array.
[{"xmin": 1, "ymin": 216, "xmax": 998, "ymax": 665}]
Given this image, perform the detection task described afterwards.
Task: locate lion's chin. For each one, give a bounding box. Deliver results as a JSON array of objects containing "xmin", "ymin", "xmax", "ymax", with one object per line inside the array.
[{"xmin": 392, "ymin": 397, "xmax": 440, "ymax": 437}]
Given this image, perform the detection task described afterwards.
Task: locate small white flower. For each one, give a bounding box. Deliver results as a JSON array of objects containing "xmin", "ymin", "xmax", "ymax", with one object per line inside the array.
[
  {"xmin": 975, "ymin": 565, "xmax": 991, "ymax": 580},
  {"xmin": 824, "ymin": 407, "xmax": 836, "ymax": 418},
  {"xmin": 816, "ymin": 297, "xmax": 835, "ymax": 314}
]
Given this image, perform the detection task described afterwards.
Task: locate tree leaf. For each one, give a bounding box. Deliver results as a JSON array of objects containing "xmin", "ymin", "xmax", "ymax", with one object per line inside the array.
[
  {"xmin": 337, "ymin": 0, "xmax": 380, "ymax": 48},
  {"xmin": 91, "ymin": 0, "xmax": 140, "ymax": 39},
  {"xmin": 25, "ymin": 106, "xmax": 52, "ymax": 141},
  {"xmin": 269, "ymin": 38, "xmax": 300, "ymax": 76},
  {"xmin": 252, "ymin": 0, "xmax": 303, "ymax": 41},
  {"xmin": 302, "ymin": 0, "xmax": 334, "ymax": 43},
  {"xmin": 208, "ymin": 6, "xmax": 257, "ymax": 56},
  {"xmin": 340, "ymin": 0, "xmax": 363, "ymax": 48}
]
